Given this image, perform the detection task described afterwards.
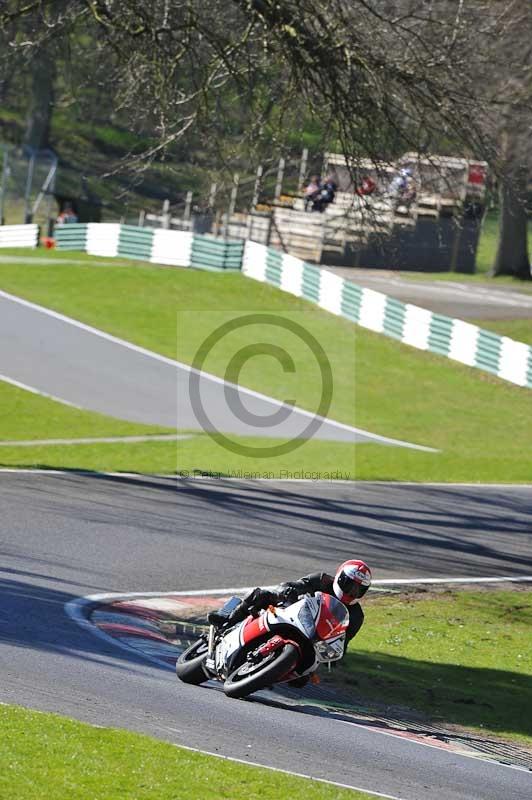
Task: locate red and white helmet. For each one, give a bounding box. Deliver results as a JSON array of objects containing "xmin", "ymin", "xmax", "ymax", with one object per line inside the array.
[{"xmin": 333, "ymin": 560, "xmax": 372, "ymax": 605}]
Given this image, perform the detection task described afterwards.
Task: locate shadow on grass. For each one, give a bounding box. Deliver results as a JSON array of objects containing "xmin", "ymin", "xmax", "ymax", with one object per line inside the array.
[{"xmin": 338, "ymin": 651, "xmax": 532, "ymax": 741}]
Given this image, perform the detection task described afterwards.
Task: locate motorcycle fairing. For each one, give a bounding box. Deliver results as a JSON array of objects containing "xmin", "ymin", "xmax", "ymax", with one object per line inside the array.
[
  {"xmin": 315, "ymin": 593, "xmax": 349, "ymax": 640},
  {"xmin": 216, "ymin": 613, "xmax": 271, "ymax": 675},
  {"xmin": 213, "ymin": 592, "xmax": 349, "ymax": 681},
  {"xmin": 266, "ymin": 594, "xmax": 320, "ymax": 639},
  {"xmin": 240, "ymin": 613, "xmax": 270, "ymax": 645},
  {"xmin": 315, "ymin": 634, "xmax": 345, "ymax": 662}
]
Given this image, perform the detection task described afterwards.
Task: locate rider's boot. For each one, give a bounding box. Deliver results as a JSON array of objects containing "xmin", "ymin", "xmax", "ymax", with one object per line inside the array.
[{"xmin": 207, "ymin": 599, "xmax": 249, "ymax": 629}]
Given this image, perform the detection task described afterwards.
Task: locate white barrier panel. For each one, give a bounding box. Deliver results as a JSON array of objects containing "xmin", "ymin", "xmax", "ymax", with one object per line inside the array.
[
  {"xmin": 402, "ymin": 304, "xmax": 432, "ymax": 350},
  {"xmin": 280, "ymin": 254, "xmax": 305, "ymax": 297},
  {"xmin": 0, "ymin": 224, "xmax": 39, "ymax": 248},
  {"xmin": 318, "ymin": 268, "xmax": 344, "ymax": 316},
  {"xmin": 151, "ymin": 230, "xmax": 193, "ymax": 267},
  {"xmin": 86, "ymin": 223, "xmax": 120, "ymax": 257},
  {"xmin": 449, "ymin": 319, "xmax": 479, "ymax": 366},
  {"xmin": 242, "ymin": 240, "xmax": 268, "ymax": 281},
  {"xmin": 498, "ymin": 337, "xmax": 529, "ymax": 387},
  {"xmin": 358, "ymin": 288, "xmax": 387, "ymax": 333}
]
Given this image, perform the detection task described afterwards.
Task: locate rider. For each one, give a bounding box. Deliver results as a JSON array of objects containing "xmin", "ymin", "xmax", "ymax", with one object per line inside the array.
[{"xmin": 207, "ymin": 559, "xmax": 372, "ymax": 651}]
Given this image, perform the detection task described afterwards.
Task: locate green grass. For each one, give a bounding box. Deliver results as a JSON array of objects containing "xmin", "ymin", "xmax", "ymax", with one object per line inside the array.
[
  {"xmin": 342, "ymin": 590, "xmax": 532, "ymax": 745},
  {"xmin": 351, "ymin": 327, "xmax": 532, "ymax": 482},
  {"xmin": 0, "ymin": 380, "xmax": 170, "ymax": 442},
  {"xmin": 0, "ymin": 246, "xmax": 148, "ymax": 267},
  {"xmin": 0, "ymin": 705, "xmax": 371, "ymax": 800},
  {"xmin": 0, "ymin": 374, "xmax": 356, "ymax": 476},
  {"xmin": 0, "ymin": 253, "xmax": 531, "ymax": 482},
  {"xmin": 0, "ymin": 436, "xmax": 357, "ymax": 478}
]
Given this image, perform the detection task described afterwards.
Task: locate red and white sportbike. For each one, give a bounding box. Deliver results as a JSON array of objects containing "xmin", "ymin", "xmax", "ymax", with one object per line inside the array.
[{"xmin": 175, "ymin": 592, "xmax": 349, "ymax": 698}]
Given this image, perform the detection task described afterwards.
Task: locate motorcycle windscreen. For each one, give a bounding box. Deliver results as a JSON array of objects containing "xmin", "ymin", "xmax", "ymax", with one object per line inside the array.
[
  {"xmin": 216, "ymin": 596, "xmax": 242, "ymax": 618},
  {"xmin": 315, "ymin": 593, "xmax": 349, "ymax": 640}
]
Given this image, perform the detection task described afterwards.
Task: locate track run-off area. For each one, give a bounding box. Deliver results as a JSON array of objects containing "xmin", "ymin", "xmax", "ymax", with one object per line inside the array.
[
  {"xmin": 1, "ymin": 471, "xmax": 531, "ymax": 800},
  {"xmin": 0, "ymin": 289, "xmax": 434, "ymax": 450}
]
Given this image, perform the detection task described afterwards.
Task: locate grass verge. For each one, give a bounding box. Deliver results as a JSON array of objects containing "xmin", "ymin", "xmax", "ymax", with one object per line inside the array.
[
  {"xmin": 0, "ymin": 254, "xmax": 531, "ymax": 481},
  {"xmin": 0, "ymin": 380, "xmax": 171, "ymax": 442},
  {"xmin": 0, "ymin": 379, "xmax": 359, "ymax": 476},
  {"xmin": 0, "ymin": 704, "xmax": 372, "ymax": 800},
  {"xmin": 342, "ymin": 589, "xmax": 532, "ymax": 745}
]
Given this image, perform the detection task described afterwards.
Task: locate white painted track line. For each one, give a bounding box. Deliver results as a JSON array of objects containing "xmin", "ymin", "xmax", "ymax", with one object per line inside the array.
[
  {"xmin": 0, "ymin": 373, "xmax": 83, "ymax": 408},
  {"xmin": 67, "ymin": 585, "xmax": 532, "ymax": 785},
  {"xmin": 0, "ymin": 288, "xmax": 437, "ymax": 451}
]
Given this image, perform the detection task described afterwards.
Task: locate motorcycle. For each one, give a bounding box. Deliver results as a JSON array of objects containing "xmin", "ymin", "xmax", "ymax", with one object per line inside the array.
[{"xmin": 175, "ymin": 591, "xmax": 349, "ymax": 698}]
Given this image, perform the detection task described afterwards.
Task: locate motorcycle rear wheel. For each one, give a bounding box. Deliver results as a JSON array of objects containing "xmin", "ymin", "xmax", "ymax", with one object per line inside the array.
[
  {"xmin": 175, "ymin": 637, "xmax": 209, "ymax": 685},
  {"xmin": 224, "ymin": 642, "xmax": 298, "ymax": 699}
]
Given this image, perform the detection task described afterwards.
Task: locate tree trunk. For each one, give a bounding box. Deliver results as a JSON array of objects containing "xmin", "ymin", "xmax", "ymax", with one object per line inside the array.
[
  {"xmin": 24, "ymin": 48, "xmax": 55, "ymax": 151},
  {"xmin": 491, "ymin": 165, "xmax": 531, "ymax": 280}
]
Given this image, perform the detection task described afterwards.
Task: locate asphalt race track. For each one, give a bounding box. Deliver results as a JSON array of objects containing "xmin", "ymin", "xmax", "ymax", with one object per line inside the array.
[
  {"xmin": 0, "ymin": 290, "xmax": 431, "ymax": 449},
  {"xmin": 1, "ymin": 472, "xmax": 531, "ymax": 800}
]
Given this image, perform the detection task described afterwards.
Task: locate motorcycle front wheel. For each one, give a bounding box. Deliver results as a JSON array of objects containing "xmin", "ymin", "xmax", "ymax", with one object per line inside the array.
[
  {"xmin": 223, "ymin": 642, "xmax": 298, "ymax": 699},
  {"xmin": 175, "ymin": 637, "xmax": 209, "ymax": 685}
]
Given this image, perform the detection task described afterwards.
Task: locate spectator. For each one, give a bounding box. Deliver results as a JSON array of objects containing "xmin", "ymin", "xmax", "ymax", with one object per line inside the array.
[
  {"xmin": 56, "ymin": 202, "xmax": 79, "ymax": 225},
  {"xmin": 321, "ymin": 172, "xmax": 337, "ymax": 203},
  {"xmin": 355, "ymin": 175, "xmax": 377, "ymax": 196},
  {"xmin": 388, "ymin": 167, "xmax": 417, "ymax": 209},
  {"xmin": 309, "ymin": 172, "xmax": 337, "ymax": 213},
  {"xmin": 303, "ymin": 174, "xmax": 322, "ymax": 210}
]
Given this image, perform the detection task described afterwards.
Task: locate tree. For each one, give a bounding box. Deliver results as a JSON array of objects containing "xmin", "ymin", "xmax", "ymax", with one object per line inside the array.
[
  {"xmin": 0, "ymin": 1, "xmax": 492, "ymax": 159},
  {"xmin": 482, "ymin": 0, "xmax": 532, "ymax": 279},
  {"xmin": 24, "ymin": 44, "xmax": 56, "ymax": 150},
  {"xmin": 2, "ymin": 0, "xmax": 530, "ymax": 280}
]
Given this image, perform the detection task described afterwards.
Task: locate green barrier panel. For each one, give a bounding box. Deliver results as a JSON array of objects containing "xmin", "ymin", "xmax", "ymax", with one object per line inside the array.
[
  {"xmin": 340, "ymin": 281, "xmax": 362, "ymax": 322},
  {"xmin": 527, "ymin": 351, "xmax": 532, "ymax": 388},
  {"xmin": 383, "ymin": 296, "xmax": 406, "ymax": 340},
  {"xmin": 474, "ymin": 329, "xmax": 502, "ymax": 374},
  {"xmin": 117, "ymin": 225, "xmax": 154, "ymax": 261},
  {"xmin": 428, "ymin": 314, "xmax": 453, "ymax": 356},
  {"xmin": 191, "ymin": 236, "xmax": 243, "ymax": 270},
  {"xmin": 265, "ymin": 249, "xmax": 283, "ymax": 285},
  {"xmin": 54, "ymin": 224, "xmax": 88, "ymax": 250},
  {"xmin": 301, "ymin": 263, "xmax": 321, "ymax": 303}
]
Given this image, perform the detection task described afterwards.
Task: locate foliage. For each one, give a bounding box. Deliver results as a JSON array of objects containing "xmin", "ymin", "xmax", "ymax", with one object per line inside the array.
[{"xmin": 0, "ymin": 2, "xmax": 511, "ymax": 171}]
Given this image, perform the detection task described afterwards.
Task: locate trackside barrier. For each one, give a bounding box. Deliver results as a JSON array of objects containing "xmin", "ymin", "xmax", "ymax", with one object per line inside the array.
[
  {"xmin": 53, "ymin": 224, "xmax": 531, "ymax": 389},
  {"xmin": 0, "ymin": 224, "xmax": 39, "ymax": 248},
  {"xmin": 55, "ymin": 224, "xmax": 241, "ymax": 270},
  {"xmin": 53, "ymin": 224, "xmax": 88, "ymax": 251},
  {"xmin": 242, "ymin": 241, "xmax": 532, "ymax": 389},
  {"xmin": 190, "ymin": 235, "xmax": 244, "ymax": 270}
]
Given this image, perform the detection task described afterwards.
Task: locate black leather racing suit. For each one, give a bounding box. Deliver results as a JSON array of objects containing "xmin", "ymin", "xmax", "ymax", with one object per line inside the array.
[
  {"xmin": 209, "ymin": 572, "xmax": 364, "ymax": 648},
  {"xmin": 278, "ymin": 572, "xmax": 364, "ymax": 645}
]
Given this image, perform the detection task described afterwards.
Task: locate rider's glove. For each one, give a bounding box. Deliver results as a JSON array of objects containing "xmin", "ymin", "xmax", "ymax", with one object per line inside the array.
[{"xmin": 280, "ymin": 583, "xmax": 300, "ymax": 603}]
